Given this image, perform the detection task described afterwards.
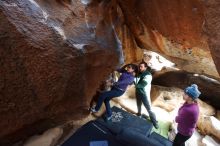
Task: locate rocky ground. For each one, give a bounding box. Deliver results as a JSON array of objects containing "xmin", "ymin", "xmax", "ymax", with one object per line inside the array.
[{"xmin": 20, "ymin": 85, "xmax": 220, "ymax": 146}]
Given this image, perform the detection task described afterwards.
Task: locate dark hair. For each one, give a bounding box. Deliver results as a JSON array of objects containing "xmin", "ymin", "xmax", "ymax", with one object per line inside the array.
[
  {"xmin": 139, "ymin": 61, "xmax": 152, "ymax": 72},
  {"xmin": 139, "ymin": 61, "xmax": 148, "ymax": 67},
  {"xmin": 120, "ymin": 63, "xmax": 138, "ymax": 73},
  {"xmin": 129, "ymin": 64, "xmax": 138, "ymax": 74}
]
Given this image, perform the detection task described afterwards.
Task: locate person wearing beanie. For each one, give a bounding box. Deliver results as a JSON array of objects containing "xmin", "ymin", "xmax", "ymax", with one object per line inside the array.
[{"xmin": 173, "ymin": 84, "xmax": 201, "ymax": 146}]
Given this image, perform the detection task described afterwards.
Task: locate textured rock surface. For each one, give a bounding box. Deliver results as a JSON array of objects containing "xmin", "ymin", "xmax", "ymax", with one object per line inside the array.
[
  {"xmin": 23, "ymin": 127, "xmax": 63, "ymax": 146},
  {"xmin": 202, "ymin": 135, "xmax": 220, "ymax": 146},
  {"xmin": 112, "ymin": 85, "xmax": 215, "ymax": 117},
  {"xmin": 116, "ymin": 0, "xmax": 219, "ymax": 77},
  {"xmin": 197, "ymin": 116, "xmax": 220, "ymax": 141},
  {"xmin": 153, "ymin": 71, "xmax": 220, "ymax": 109},
  {"xmin": 204, "ymin": 0, "xmax": 220, "ymax": 78},
  {"xmin": 111, "ymin": 85, "xmax": 217, "ymax": 143},
  {"xmin": 151, "ymin": 85, "xmax": 215, "ymax": 116},
  {"xmin": 0, "ymin": 0, "xmax": 122, "ymax": 145},
  {"xmin": 1, "ymin": 0, "xmax": 220, "ymax": 145},
  {"xmin": 217, "ymin": 110, "xmax": 220, "ymax": 121}
]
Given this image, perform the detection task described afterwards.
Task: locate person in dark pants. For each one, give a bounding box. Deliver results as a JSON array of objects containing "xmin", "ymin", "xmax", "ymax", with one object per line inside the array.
[
  {"xmin": 90, "ymin": 64, "xmax": 138, "ymax": 121},
  {"xmin": 173, "ymin": 84, "xmax": 201, "ymax": 146},
  {"xmin": 135, "ymin": 61, "xmax": 158, "ymax": 129}
]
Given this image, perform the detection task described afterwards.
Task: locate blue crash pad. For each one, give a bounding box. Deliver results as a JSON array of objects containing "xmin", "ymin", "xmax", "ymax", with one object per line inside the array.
[{"xmin": 61, "ymin": 106, "xmax": 172, "ymax": 146}]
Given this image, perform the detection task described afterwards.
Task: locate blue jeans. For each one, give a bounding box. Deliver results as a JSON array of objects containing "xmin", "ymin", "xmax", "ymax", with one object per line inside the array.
[
  {"xmin": 136, "ymin": 91, "xmax": 157, "ymax": 125},
  {"xmin": 95, "ymin": 87, "xmax": 124, "ymax": 117}
]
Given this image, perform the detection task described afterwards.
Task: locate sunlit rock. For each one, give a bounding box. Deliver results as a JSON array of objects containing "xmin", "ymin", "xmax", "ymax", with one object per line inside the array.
[
  {"xmin": 202, "ymin": 135, "xmax": 220, "ymax": 146},
  {"xmin": 197, "ymin": 115, "xmax": 220, "ymax": 140},
  {"xmin": 81, "ymin": 0, "xmax": 92, "ymax": 5},
  {"xmin": 153, "ymin": 71, "xmax": 220, "ymax": 109},
  {"xmin": 143, "ymin": 50, "xmax": 176, "ymax": 71},
  {"xmin": 117, "ymin": 0, "xmax": 220, "ymax": 77},
  {"xmin": 151, "ymin": 85, "xmax": 215, "ymax": 116},
  {"xmin": 185, "ymin": 130, "xmax": 204, "ymax": 146},
  {"xmin": 151, "ymin": 85, "xmax": 184, "ymax": 112},
  {"xmin": 24, "ymin": 127, "xmax": 63, "ymax": 146},
  {"xmin": 198, "ymin": 100, "xmax": 216, "ymax": 116}
]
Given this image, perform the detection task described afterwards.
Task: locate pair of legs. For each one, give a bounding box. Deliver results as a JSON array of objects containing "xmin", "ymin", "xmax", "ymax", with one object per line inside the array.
[
  {"xmin": 94, "ymin": 87, "xmax": 124, "ymax": 118},
  {"xmin": 173, "ymin": 133, "xmax": 191, "ymax": 146},
  {"xmin": 136, "ymin": 91, "xmax": 158, "ymax": 128}
]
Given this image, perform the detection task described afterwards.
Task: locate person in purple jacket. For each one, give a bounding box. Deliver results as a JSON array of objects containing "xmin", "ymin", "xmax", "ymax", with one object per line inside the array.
[
  {"xmin": 90, "ymin": 64, "xmax": 138, "ymax": 121},
  {"xmin": 173, "ymin": 84, "xmax": 201, "ymax": 146}
]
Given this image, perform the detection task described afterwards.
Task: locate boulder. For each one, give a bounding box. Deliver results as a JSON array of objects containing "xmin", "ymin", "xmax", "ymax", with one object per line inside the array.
[
  {"xmin": 202, "ymin": 135, "xmax": 220, "ymax": 146},
  {"xmin": 117, "ymin": 0, "xmax": 220, "ymax": 77},
  {"xmin": 217, "ymin": 110, "xmax": 220, "ymax": 121},
  {"xmin": 0, "ymin": 0, "xmax": 122, "ymax": 144},
  {"xmin": 1, "ymin": 0, "xmax": 220, "ymax": 145},
  {"xmin": 197, "ymin": 115, "xmax": 220, "ymax": 140},
  {"xmin": 151, "ymin": 85, "xmax": 184, "ymax": 112},
  {"xmin": 153, "ymin": 71, "xmax": 220, "ymax": 109},
  {"xmin": 185, "ymin": 130, "xmax": 204, "ymax": 146},
  {"xmin": 204, "ymin": 0, "xmax": 220, "ymax": 76},
  {"xmin": 24, "ymin": 127, "xmax": 63, "ymax": 146},
  {"xmin": 151, "ymin": 85, "xmax": 215, "ymax": 116}
]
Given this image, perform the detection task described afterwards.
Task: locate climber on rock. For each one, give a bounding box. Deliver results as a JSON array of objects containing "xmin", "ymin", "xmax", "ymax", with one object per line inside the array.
[
  {"xmin": 90, "ymin": 63, "xmax": 138, "ymax": 121},
  {"xmin": 173, "ymin": 84, "xmax": 201, "ymax": 146}
]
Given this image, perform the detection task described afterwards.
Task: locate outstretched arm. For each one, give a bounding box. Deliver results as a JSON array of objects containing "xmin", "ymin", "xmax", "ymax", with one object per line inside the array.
[{"xmin": 116, "ymin": 64, "xmax": 132, "ymax": 73}]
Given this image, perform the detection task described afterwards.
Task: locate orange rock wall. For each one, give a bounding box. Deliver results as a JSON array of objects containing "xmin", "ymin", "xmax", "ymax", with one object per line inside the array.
[
  {"xmin": 1, "ymin": 0, "xmax": 220, "ymax": 145},
  {"xmin": 117, "ymin": 0, "xmax": 219, "ymax": 77},
  {"xmin": 0, "ymin": 0, "xmax": 122, "ymax": 145}
]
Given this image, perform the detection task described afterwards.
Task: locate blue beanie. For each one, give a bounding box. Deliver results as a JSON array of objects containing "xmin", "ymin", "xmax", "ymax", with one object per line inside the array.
[{"xmin": 184, "ymin": 84, "xmax": 201, "ymax": 100}]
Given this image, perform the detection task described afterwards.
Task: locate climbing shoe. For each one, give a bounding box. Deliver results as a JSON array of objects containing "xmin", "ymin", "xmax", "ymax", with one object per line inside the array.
[
  {"xmin": 104, "ymin": 115, "xmax": 112, "ymax": 122},
  {"xmin": 90, "ymin": 107, "xmax": 98, "ymax": 113},
  {"xmin": 153, "ymin": 121, "xmax": 159, "ymax": 129}
]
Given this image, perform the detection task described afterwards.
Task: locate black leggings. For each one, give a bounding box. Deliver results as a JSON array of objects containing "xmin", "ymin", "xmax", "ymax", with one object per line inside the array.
[{"xmin": 173, "ymin": 133, "xmax": 191, "ymax": 146}]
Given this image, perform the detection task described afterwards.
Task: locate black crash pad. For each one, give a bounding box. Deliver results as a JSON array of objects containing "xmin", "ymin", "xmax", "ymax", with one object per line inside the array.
[
  {"xmin": 116, "ymin": 128, "xmax": 165, "ymax": 146},
  {"xmin": 149, "ymin": 132, "xmax": 173, "ymax": 146},
  {"xmin": 61, "ymin": 106, "xmax": 172, "ymax": 146},
  {"xmin": 96, "ymin": 106, "xmax": 153, "ymax": 136},
  {"xmin": 61, "ymin": 120, "xmax": 122, "ymax": 146}
]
